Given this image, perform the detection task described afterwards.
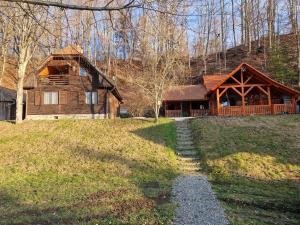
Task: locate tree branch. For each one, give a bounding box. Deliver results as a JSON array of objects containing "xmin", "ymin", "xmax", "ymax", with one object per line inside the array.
[{"xmin": 0, "ymin": 0, "xmax": 139, "ymax": 11}]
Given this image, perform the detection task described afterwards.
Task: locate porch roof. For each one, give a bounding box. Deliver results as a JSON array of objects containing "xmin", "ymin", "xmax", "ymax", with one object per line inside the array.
[{"xmin": 163, "ymin": 85, "xmax": 208, "ymax": 101}]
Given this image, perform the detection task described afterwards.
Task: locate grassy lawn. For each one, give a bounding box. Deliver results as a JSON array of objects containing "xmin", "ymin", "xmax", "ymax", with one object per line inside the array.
[
  {"xmin": 0, "ymin": 118, "xmax": 179, "ymax": 225},
  {"xmin": 190, "ymin": 115, "xmax": 300, "ymax": 225}
]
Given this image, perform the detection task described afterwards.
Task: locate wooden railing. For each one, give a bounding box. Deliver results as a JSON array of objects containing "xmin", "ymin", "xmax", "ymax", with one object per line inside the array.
[
  {"xmin": 218, "ymin": 104, "xmax": 295, "ymax": 116},
  {"xmin": 244, "ymin": 105, "xmax": 271, "ymax": 115},
  {"xmin": 190, "ymin": 109, "xmax": 210, "ymax": 117},
  {"xmin": 218, "ymin": 106, "xmax": 242, "ymax": 116},
  {"xmin": 273, "ymin": 104, "xmax": 295, "ymax": 114},
  {"xmin": 166, "ymin": 104, "xmax": 296, "ymax": 117},
  {"xmin": 165, "ymin": 110, "xmax": 182, "ymax": 117},
  {"xmin": 40, "ymin": 74, "xmax": 70, "ymax": 85}
]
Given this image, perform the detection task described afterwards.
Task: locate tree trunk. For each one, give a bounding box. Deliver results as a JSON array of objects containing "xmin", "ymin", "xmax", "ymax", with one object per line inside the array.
[
  {"xmin": 154, "ymin": 100, "xmax": 159, "ymax": 123},
  {"xmin": 16, "ymin": 62, "xmax": 27, "ymax": 123},
  {"xmin": 231, "ymin": 0, "xmax": 236, "ymax": 47}
]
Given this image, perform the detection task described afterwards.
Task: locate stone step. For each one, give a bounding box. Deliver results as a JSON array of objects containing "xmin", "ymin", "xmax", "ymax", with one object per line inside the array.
[
  {"xmin": 180, "ymin": 166, "xmax": 200, "ymax": 172},
  {"xmin": 176, "ymin": 134, "xmax": 193, "ymax": 139},
  {"xmin": 176, "ymin": 146, "xmax": 197, "ymax": 151},
  {"xmin": 176, "ymin": 150, "xmax": 198, "ymax": 157},
  {"xmin": 176, "ymin": 141, "xmax": 194, "ymax": 145},
  {"xmin": 179, "ymin": 161, "xmax": 200, "ymax": 167},
  {"xmin": 177, "ymin": 137, "xmax": 193, "ymax": 141},
  {"xmin": 177, "ymin": 156, "xmax": 200, "ymax": 162},
  {"xmin": 176, "ymin": 128, "xmax": 189, "ymax": 131}
]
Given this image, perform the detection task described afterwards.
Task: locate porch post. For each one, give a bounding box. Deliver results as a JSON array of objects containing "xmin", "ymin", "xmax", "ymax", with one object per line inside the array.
[
  {"xmin": 267, "ymin": 86, "xmax": 272, "ymax": 114},
  {"xmin": 180, "ymin": 102, "xmax": 183, "ymax": 117},
  {"xmin": 216, "ymin": 89, "xmax": 220, "ymax": 116},
  {"xmin": 292, "ymin": 96, "xmax": 296, "ymax": 113},
  {"xmin": 241, "ymin": 68, "xmax": 245, "ymax": 115}
]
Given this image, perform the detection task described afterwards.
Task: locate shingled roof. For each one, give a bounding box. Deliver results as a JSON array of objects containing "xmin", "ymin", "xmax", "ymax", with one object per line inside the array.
[
  {"xmin": 163, "ymin": 85, "xmax": 208, "ymax": 101},
  {"xmin": 203, "ymin": 74, "xmax": 227, "ymax": 90},
  {"xmin": 52, "ymin": 45, "xmax": 83, "ymax": 55}
]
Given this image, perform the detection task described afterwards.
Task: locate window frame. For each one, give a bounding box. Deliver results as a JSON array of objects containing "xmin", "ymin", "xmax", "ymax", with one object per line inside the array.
[
  {"xmin": 43, "ymin": 91, "xmax": 59, "ymax": 105},
  {"xmin": 80, "ymin": 67, "xmax": 87, "ymax": 77},
  {"xmin": 85, "ymin": 91, "xmax": 98, "ymax": 105}
]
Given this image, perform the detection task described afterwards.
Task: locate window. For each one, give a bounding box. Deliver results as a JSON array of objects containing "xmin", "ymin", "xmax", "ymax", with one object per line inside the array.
[
  {"xmin": 85, "ymin": 91, "xmax": 98, "ymax": 104},
  {"xmin": 44, "ymin": 92, "xmax": 58, "ymax": 105},
  {"xmin": 80, "ymin": 67, "xmax": 87, "ymax": 77}
]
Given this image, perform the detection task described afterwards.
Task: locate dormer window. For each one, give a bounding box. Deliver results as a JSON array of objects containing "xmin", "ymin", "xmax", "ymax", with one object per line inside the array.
[{"xmin": 80, "ymin": 67, "xmax": 87, "ymax": 77}]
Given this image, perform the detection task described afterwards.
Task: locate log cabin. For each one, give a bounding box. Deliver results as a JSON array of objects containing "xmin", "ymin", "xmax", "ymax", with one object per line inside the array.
[
  {"xmin": 163, "ymin": 63, "xmax": 300, "ymax": 117},
  {"xmin": 24, "ymin": 45, "xmax": 122, "ymax": 120}
]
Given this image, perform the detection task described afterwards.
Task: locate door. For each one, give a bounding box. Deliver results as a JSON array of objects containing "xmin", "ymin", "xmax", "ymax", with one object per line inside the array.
[{"xmin": 181, "ymin": 102, "xmax": 190, "ymax": 117}]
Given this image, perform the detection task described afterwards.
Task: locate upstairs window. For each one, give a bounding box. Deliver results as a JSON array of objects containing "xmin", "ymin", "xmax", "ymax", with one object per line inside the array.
[
  {"xmin": 85, "ymin": 91, "xmax": 98, "ymax": 105},
  {"xmin": 44, "ymin": 92, "xmax": 58, "ymax": 105},
  {"xmin": 80, "ymin": 67, "xmax": 87, "ymax": 77}
]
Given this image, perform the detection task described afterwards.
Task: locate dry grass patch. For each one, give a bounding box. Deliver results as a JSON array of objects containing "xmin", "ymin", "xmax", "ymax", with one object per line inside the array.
[
  {"xmin": 190, "ymin": 115, "xmax": 300, "ymax": 225},
  {"xmin": 0, "ymin": 118, "xmax": 179, "ymax": 225}
]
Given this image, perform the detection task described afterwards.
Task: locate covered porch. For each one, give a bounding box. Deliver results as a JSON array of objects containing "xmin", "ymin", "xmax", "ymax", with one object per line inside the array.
[
  {"xmin": 209, "ymin": 64, "xmax": 299, "ymax": 116},
  {"xmin": 164, "ymin": 100, "xmax": 209, "ymax": 117}
]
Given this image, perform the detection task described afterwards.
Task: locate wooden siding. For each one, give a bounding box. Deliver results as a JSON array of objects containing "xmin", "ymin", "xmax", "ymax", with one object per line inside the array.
[{"xmin": 27, "ymin": 57, "xmax": 118, "ymax": 117}]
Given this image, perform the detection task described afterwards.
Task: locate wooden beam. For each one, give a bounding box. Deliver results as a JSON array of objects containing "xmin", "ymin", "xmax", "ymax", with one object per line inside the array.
[
  {"xmin": 267, "ymin": 86, "xmax": 272, "ymax": 114},
  {"xmin": 180, "ymin": 102, "xmax": 183, "ymax": 117},
  {"xmin": 231, "ymin": 76, "xmax": 242, "ymax": 84},
  {"xmin": 231, "ymin": 87, "xmax": 243, "ymax": 96},
  {"xmin": 217, "ymin": 89, "xmax": 220, "ymax": 115},
  {"xmin": 241, "ymin": 69, "xmax": 245, "ymax": 115},
  {"xmin": 244, "ymin": 86, "xmax": 255, "ymax": 96},
  {"xmin": 220, "ymin": 84, "xmax": 268, "ymax": 88},
  {"xmin": 219, "ymin": 87, "xmax": 229, "ymax": 98},
  {"xmin": 257, "ymin": 86, "xmax": 269, "ymax": 96},
  {"xmin": 244, "ymin": 75, "xmax": 253, "ymax": 84}
]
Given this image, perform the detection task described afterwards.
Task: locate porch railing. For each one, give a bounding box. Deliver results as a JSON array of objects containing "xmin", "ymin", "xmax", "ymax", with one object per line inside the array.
[
  {"xmin": 165, "ymin": 110, "xmax": 182, "ymax": 117},
  {"xmin": 165, "ymin": 104, "xmax": 296, "ymax": 117},
  {"xmin": 218, "ymin": 106, "xmax": 242, "ymax": 116},
  {"xmin": 273, "ymin": 104, "xmax": 295, "ymax": 114},
  {"xmin": 244, "ymin": 105, "xmax": 271, "ymax": 115},
  {"xmin": 190, "ymin": 109, "xmax": 210, "ymax": 117}
]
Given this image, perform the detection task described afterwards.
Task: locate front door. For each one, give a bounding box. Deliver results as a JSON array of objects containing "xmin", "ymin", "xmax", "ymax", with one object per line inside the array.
[{"xmin": 182, "ymin": 102, "xmax": 190, "ymax": 117}]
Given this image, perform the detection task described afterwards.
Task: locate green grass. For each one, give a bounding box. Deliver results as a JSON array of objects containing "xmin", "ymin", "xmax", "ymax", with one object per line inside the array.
[
  {"xmin": 190, "ymin": 115, "xmax": 300, "ymax": 225},
  {"xmin": 0, "ymin": 118, "xmax": 179, "ymax": 225}
]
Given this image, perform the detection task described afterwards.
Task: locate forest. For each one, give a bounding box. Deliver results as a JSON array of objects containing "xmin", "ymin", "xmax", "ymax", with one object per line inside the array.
[{"xmin": 0, "ymin": 0, "xmax": 299, "ymax": 122}]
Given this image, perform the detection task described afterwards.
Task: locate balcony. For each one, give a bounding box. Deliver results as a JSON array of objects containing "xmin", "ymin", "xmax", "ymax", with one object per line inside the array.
[{"xmin": 40, "ymin": 74, "xmax": 70, "ymax": 86}]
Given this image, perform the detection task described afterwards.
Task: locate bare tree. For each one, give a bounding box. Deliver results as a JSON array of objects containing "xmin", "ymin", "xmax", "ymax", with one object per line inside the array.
[
  {"xmin": 9, "ymin": 3, "xmax": 48, "ymax": 123},
  {"xmin": 0, "ymin": 9, "xmax": 12, "ymax": 85}
]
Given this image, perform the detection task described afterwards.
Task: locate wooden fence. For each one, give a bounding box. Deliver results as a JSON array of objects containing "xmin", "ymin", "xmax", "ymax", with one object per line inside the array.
[
  {"xmin": 165, "ymin": 104, "xmax": 296, "ymax": 117},
  {"xmin": 165, "ymin": 110, "xmax": 182, "ymax": 117},
  {"xmin": 190, "ymin": 109, "xmax": 210, "ymax": 117},
  {"xmin": 273, "ymin": 104, "xmax": 295, "ymax": 114}
]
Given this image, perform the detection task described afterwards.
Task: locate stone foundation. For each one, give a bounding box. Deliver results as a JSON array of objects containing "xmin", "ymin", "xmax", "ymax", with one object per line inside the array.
[{"xmin": 26, "ymin": 114, "xmax": 106, "ymax": 120}]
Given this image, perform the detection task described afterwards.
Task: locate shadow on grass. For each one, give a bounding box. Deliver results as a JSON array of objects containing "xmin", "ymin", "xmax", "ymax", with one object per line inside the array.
[
  {"xmin": 189, "ymin": 116, "xmax": 300, "ymax": 224},
  {"xmin": 130, "ymin": 120, "xmax": 177, "ymax": 152},
  {"xmin": 0, "ymin": 120, "xmax": 178, "ymax": 225}
]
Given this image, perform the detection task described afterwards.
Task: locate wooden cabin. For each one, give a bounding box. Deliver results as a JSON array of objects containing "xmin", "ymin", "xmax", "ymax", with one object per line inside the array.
[
  {"xmin": 25, "ymin": 45, "xmax": 122, "ymax": 120},
  {"xmin": 163, "ymin": 63, "xmax": 300, "ymax": 117}
]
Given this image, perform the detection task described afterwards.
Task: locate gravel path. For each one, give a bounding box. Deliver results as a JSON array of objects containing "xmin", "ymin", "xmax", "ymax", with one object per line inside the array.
[{"xmin": 172, "ymin": 118, "xmax": 229, "ymax": 225}]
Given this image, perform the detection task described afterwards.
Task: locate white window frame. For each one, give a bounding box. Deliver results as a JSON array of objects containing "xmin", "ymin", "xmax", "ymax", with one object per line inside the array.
[
  {"xmin": 80, "ymin": 67, "xmax": 87, "ymax": 77},
  {"xmin": 85, "ymin": 91, "xmax": 98, "ymax": 105},
  {"xmin": 44, "ymin": 92, "xmax": 58, "ymax": 105}
]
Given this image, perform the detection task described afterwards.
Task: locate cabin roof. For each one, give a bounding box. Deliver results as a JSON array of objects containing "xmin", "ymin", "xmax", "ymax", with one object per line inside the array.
[
  {"xmin": 52, "ymin": 44, "xmax": 83, "ymax": 55},
  {"xmin": 163, "ymin": 85, "xmax": 208, "ymax": 101},
  {"xmin": 203, "ymin": 74, "xmax": 227, "ymax": 90},
  {"xmin": 163, "ymin": 63, "xmax": 300, "ymax": 102},
  {"xmin": 208, "ymin": 63, "xmax": 300, "ymax": 96},
  {"xmin": 0, "ymin": 86, "xmax": 16, "ymax": 102}
]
